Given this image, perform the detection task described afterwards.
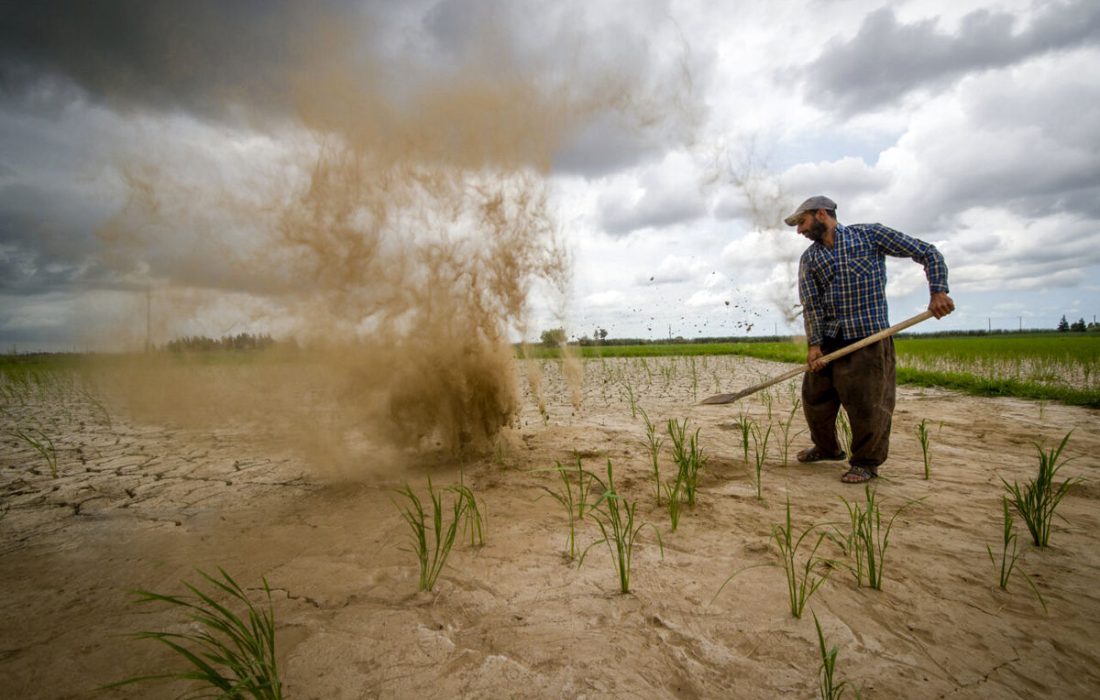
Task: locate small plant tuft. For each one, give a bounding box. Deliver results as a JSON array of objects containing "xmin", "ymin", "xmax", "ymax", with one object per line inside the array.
[
  {"xmin": 774, "ymin": 498, "xmax": 830, "ymax": 618},
  {"xmin": 104, "ymin": 568, "xmax": 282, "ymax": 699},
  {"xmin": 1002, "ymin": 431, "xmax": 1080, "ymax": 547},
  {"xmin": 395, "ymin": 477, "xmax": 466, "ymax": 591},
  {"xmin": 580, "ymin": 460, "xmax": 663, "ymax": 593}
]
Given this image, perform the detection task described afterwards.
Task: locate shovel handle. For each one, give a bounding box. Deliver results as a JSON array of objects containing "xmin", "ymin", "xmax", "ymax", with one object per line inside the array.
[{"xmin": 699, "ymin": 310, "xmax": 934, "ymax": 405}]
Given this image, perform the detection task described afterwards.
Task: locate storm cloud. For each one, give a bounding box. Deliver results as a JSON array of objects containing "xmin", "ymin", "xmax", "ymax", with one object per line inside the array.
[{"xmin": 804, "ymin": 0, "xmax": 1100, "ymax": 115}]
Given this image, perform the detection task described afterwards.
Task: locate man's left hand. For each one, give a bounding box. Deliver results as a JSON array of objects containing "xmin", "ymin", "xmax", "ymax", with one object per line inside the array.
[{"xmin": 929, "ymin": 292, "xmax": 955, "ymax": 319}]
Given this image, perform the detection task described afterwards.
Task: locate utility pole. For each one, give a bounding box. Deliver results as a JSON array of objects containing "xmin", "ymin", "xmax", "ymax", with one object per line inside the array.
[
  {"xmin": 988, "ymin": 317, "xmax": 991, "ymax": 333},
  {"xmin": 1019, "ymin": 316, "xmax": 1022, "ymax": 332}
]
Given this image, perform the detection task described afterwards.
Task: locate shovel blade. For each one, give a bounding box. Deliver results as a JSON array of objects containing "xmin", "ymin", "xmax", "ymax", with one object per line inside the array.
[{"xmin": 698, "ymin": 390, "xmax": 751, "ymax": 405}]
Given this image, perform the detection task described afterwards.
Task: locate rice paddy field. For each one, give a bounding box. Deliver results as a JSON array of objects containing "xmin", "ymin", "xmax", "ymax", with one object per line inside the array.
[{"xmin": 2, "ymin": 338, "xmax": 1099, "ymax": 698}]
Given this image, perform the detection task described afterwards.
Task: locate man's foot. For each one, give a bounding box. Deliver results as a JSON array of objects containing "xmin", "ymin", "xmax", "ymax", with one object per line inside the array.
[
  {"xmin": 840, "ymin": 466, "xmax": 876, "ymax": 484},
  {"xmin": 796, "ymin": 446, "xmax": 847, "ymax": 463}
]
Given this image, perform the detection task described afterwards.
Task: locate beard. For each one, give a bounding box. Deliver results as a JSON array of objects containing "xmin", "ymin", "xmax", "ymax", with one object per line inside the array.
[{"xmin": 807, "ymin": 219, "xmax": 828, "ymax": 242}]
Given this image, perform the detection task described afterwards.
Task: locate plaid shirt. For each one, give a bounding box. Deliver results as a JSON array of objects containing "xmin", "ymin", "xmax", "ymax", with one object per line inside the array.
[{"xmin": 799, "ymin": 222, "xmax": 949, "ymax": 346}]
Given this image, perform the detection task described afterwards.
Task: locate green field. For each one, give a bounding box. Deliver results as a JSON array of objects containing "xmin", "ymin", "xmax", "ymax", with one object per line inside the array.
[
  {"xmin": 3, "ymin": 332, "xmax": 1098, "ymax": 407},
  {"xmin": 519, "ymin": 333, "xmax": 1100, "ymax": 407}
]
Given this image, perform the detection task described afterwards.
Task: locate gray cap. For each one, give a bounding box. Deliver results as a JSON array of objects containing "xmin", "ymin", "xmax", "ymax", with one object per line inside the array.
[{"xmin": 784, "ymin": 195, "xmax": 837, "ymax": 226}]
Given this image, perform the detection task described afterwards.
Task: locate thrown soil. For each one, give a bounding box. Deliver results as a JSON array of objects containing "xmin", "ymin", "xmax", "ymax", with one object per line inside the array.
[{"xmin": 2, "ymin": 355, "xmax": 1099, "ymax": 698}]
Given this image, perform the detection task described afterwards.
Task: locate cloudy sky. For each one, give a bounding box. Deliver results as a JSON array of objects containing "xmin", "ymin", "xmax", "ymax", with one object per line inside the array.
[{"xmin": 2, "ymin": 0, "xmax": 1099, "ymax": 351}]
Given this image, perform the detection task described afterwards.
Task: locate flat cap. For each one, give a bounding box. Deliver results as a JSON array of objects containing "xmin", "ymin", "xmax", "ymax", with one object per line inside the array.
[{"xmin": 784, "ymin": 195, "xmax": 837, "ymax": 226}]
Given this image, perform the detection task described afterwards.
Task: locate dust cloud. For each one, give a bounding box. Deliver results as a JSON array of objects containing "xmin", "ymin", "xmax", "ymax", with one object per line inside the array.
[{"xmin": 89, "ymin": 11, "xmax": 695, "ymax": 471}]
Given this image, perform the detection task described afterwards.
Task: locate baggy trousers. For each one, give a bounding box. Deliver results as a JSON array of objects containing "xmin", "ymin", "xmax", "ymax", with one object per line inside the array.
[{"xmin": 801, "ymin": 337, "xmax": 896, "ymax": 473}]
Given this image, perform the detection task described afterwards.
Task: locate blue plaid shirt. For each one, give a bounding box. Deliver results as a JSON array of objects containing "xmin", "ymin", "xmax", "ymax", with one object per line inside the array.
[{"xmin": 799, "ymin": 222, "xmax": 949, "ymax": 346}]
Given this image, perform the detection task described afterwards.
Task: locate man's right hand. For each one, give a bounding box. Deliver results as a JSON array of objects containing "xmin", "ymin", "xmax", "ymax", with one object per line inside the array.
[{"xmin": 807, "ymin": 345, "xmax": 826, "ymax": 372}]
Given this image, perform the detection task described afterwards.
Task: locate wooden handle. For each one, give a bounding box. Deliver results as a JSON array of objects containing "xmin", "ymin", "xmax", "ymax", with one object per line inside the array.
[{"xmin": 699, "ymin": 310, "xmax": 934, "ymax": 405}]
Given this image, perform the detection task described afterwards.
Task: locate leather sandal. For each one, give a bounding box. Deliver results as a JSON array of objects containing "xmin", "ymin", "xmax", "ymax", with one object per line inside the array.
[
  {"xmin": 796, "ymin": 446, "xmax": 847, "ymax": 463},
  {"xmin": 840, "ymin": 466, "xmax": 876, "ymax": 484}
]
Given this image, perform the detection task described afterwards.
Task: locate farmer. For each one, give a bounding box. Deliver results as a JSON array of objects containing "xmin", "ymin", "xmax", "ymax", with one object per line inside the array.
[{"xmin": 785, "ymin": 195, "xmax": 954, "ymax": 483}]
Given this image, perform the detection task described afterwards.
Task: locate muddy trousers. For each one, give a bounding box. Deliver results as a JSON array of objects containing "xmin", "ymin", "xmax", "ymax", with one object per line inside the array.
[{"xmin": 801, "ymin": 337, "xmax": 896, "ymax": 473}]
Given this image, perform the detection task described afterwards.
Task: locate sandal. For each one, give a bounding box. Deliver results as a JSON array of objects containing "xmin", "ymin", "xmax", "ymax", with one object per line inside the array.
[
  {"xmin": 796, "ymin": 446, "xmax": 847, "ymax": 463},
  {"xmin": 841, "ymin": 466, "xmax": 876, "ymax": 484}
]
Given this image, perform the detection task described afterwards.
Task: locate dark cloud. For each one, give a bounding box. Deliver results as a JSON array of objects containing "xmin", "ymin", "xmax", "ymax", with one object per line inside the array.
[
  {"xmin": 0, "ymin": 0, "xmax": 350, "ymax": 122},
  {"xmin": 804, "ymin": 1, "xmax": 1100, "ymax": 115}
]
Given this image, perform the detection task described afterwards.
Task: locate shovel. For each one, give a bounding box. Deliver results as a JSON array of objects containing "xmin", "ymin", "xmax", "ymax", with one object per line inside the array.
[{"xmin": 699, "ymin": 310, "xmax": 934, "ymax": 405}]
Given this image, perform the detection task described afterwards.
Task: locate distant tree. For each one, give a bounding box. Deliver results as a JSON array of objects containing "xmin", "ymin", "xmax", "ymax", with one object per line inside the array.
[
  {"xmin": 1070, "ymin": 318, "xmax": 1087, "ymax": 332},
  {"xmin": 595, "ymin": 327, "xmax": 608, "ymax": 344},
  {"xmin": 1057, "ymin": 315, "xmax": 1070, "ymax": 332},
  {"xmin": 540, "ymin": 327, "xmax": 567, "ymax": 347}
]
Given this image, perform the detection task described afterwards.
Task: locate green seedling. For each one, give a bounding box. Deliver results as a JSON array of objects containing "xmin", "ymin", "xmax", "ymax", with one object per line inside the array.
[
  {"xmin": 840, "ymin": 486, "xmax": 916, "ymax": 590},
  {"xmin": 395, "ymin": 477, "xmax": 466, "ymax": 591},
  {"xmin": 689, "ymin": 356, "xmax": 699, "ymax": 400},
  {"xmin": 735, "ymin": 413, "xmax": 753, "ymax": 465},
  {"xmin": 104, "ymin": 568, "xmax": 282, "ymax": 699},
  {"xmin": 663, "ymin": 478, "xmax": 683, "ymax": 532},
  {"xmin": 450, "ymin": 474, "xmax": 486, "ymax": 547},
  {"xmin": 1002, "ymin": 431, "xmax": 1080, "ymax": 547},
  {"xmin": 581, "ymin": 460, "xmax": 663, "ymax": 594},
  {"xmin": 779, "ymin": 399, "xmax": 803, "ymax": 466},
  {"xmin": 640, "ymin": 408, "xmax": 664, "ymax": 505},
  {"xmin": 623, "ymin": 380, "xmax": 639, "ymax": 419},
  {"xmin": 667, "ymin": 418, "xmax": 705, "ymax": 506},
  {"xmin": 835, "ymin": 409, "xmax": 852, "ymax": 457},
  {"xmin": 916, "ymin": 418, "xmax": 932, "ymax": 480},
  {"xmin": 751, "ymin": 422, "xmax": 771, "ymax": 500},
  {"xmin": 9, "ymin": 425, "xmax": 58, "ymax": 478},
  {"xmin": 774, "ymin": 498, "xmax": 830, "ymax": 618},
  {"xmin": 987, "ymin": 497, "xmax": 1047, "ymax": 613},
  {"xmin": 539, "ymin": 458, "xmax": 595, "ymax": 560},
  {"xmin": 813, "ymin": 611, "xmax": 857, "ymax": 700}
]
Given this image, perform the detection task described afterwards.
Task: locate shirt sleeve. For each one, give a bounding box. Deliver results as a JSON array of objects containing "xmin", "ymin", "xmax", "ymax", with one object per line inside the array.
[
  {"xmin": 798, "ymin": 252, "xmax": 825, "ymax": 346},
  {"xmin": 868, "ymin": 223, "xmax": 950, "ymax": 294}
]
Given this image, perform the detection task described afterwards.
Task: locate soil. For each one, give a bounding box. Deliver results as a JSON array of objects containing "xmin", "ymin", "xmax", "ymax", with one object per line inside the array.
[{"xmin": 2, "ymin": 355, "xmax": 1099, "ymax": 698}]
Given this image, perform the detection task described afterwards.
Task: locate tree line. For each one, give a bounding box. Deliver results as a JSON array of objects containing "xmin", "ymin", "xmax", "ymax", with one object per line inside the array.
[{"xmin": 162, "ymin": 333, "xmax": 278, "ymax": 353}]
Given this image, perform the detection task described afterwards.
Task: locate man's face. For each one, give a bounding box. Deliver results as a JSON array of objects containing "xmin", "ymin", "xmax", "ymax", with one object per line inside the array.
[{"xmin": 796, "ymin": 211, "xmax": 828, "ymax": 243}]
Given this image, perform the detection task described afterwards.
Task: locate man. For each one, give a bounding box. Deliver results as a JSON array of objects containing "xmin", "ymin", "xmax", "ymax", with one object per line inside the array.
[{"xmin": 785, "ymin": 196, "xmax": 954, "ymax": 483}]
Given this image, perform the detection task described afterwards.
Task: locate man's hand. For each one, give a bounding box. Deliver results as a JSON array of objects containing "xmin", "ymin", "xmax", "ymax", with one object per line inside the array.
[
  {"xmin": 807, "ymin": 345, "xmax": 827, "ymax": 372},
  {"xmin": 929, "ymin": 292, "xmax": 955, "ymax": 319}
]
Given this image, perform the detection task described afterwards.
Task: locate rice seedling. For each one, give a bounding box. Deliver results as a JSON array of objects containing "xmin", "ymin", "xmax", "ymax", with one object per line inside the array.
[
  {"xmin": 774, "ymin": 498, "xmax": 830, "ymax": 618},
  {"xmin": 916, "ymin": 418, "xmax": 932, "ymax": 480},
  {"xmin": 813, "ymin": 610, "xmax": 856, "ymax": 699},
  {"xmin": 450, "ymin": 473, "xmax": 486, "ymax": 547},
  {"xmin": 640, "ymin": 407, "xmax": 664, "ymax": 505},
  {"xmin": 623, "ymin": 379, "xmax": 639, "ymax": 419},
  {"xmin": 735, "ymin": 413, "xmax": 753, "ymax": 465},
  {"xmin": 759, "ymin": 388, "xmax": 774, "ymax": 422},
  {"xmin": 689, "ymin": 356, "xmax": 699, "ymax": 400},
  {"xmin": 667, "ymin": 418, "xmax": 705, "ymax": 506},
  {"xmin": 395, "ymin": 477, "xmax": 467, "ymax": 591},
  {"xmin": 1002, "ymin": 431, "xmax": 1080, "ymax": 547},
  {"xmin": 778, "ymin": 399, "xmax": 803, "ymax": 467},
  {"xmin": 580, "ymin": 459, "xmax": 663, "ymax": 594},
  {"xmin": 835, "ymin": 409, "xmax": 852, "ymax": 457},
  {"xmin": 840, "ymin": 486, "xmax": 916, "ymax": 590},
  {"xmin": 104, "ymin": 567, "xmax": 282, "ymax": 699},
  {"xmin": 663, "ymin": 478, "xmax": 683, "ymax": 532},
  {"xmin": 751, "ymin": 422, "xmax": 771, "ymax": 500},
  {"xmin": 987, "ymin": 497, "xmax": 1047, "ymax": 613},
  {"xmin": 9, "ymin": 424, "xmax": 58, "ymax": 478},
  {"xmin": 538, "ymin": 459, "xmax": 595, "ymax": 561}
]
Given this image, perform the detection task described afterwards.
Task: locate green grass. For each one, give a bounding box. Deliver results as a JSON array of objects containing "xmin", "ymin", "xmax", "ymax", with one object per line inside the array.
[{"xmin": 517, "ymin": 333, "xmax": 1100, "ymax": 406}]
